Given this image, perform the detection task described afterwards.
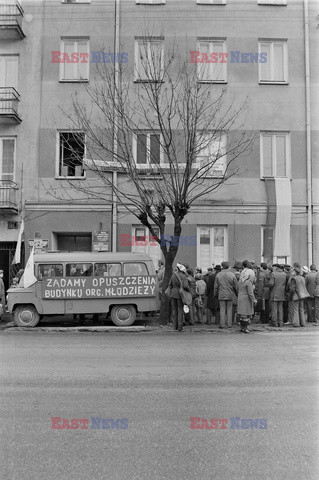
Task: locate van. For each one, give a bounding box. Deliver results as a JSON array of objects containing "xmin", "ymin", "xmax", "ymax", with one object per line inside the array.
[{"xmin": 7, "ymin": 252, "xmax": 160, "ymax": 327}]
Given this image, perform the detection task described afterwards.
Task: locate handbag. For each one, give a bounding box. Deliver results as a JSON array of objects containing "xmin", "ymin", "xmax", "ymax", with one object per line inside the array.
[{"xmin": 164, "ymin": 285, "xmax": 172, "ymax": 299}]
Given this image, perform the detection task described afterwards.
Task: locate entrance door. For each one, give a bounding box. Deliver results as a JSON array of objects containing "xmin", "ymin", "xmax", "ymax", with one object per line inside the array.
[{"xmin": 0, "ymin": 241, "xmax": 24, "ymax": 290}]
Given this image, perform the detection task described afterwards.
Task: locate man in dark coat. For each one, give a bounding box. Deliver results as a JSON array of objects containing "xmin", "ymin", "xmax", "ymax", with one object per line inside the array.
[
  {"xmin": 0, "ymin": 269, "xmax": 5, "ymax": 319},
  {"xmin": 257, "ymin": 263, "xmax": 270, "ymax": 324},
  {"xmin": 305, "ymin": 264, "xmax": 319, "ymax": 324},
  {"xmin": 269, "ymin": 264, "xmax": 287, "ymax": 327},
  {"xmin": 206, "ymin": 265, "xmax": 221, "ymax": 324}
]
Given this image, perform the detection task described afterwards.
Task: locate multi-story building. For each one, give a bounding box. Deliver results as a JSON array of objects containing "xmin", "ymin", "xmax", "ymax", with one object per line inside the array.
[{"xmin": 0, "ymin": 0, "xmax": 318, "ymax": 289}]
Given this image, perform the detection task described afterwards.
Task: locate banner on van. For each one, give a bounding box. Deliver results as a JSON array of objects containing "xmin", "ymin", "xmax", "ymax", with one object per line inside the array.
[{"xmin": 42, "ymin": 276, "xmax": 157, "ymax": 299}]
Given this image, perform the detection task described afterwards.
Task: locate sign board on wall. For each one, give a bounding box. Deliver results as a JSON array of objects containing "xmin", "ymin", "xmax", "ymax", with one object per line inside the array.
[
  {"xmin": 28, "ymin": 239, "xmax": 49, "ymax": 254},
  {"xmin": 92, "ymin": 231, "xmax": 110, "ymax": 252}
]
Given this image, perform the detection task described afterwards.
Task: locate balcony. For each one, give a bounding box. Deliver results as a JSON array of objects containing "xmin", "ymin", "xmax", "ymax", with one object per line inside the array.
[
  {"xmin": 0, "ymin": 1, "xmax": 25, "ymax": 39},
  {"xmin": 0, "ymin": 87, "xmax": 21, "ymax": 124},
  {"xmin": 0, "ymin": 180, "xmax": 19, "ymax": 212}
]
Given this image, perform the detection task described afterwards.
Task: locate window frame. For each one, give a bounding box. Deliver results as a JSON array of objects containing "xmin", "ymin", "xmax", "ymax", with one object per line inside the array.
[
  {"xmin": 59, "ymin": 37, "xmax": 90, "ymax": 82},
  {"xmin": 194, "ymin": 132, "xmax": 227, "ymax": 178},
  {"xmin": 56, "ymin": 130, "xmax": 87, "ymax": 179},
  {"xmin": 133, "ymin": 131, "xmax": 165, "ymax": 168},
  {"xmin": 134, "ymin": 38, "xmax": 164, "ymax": 82},
  {"xmin": 196, "ymin": 38, "xmax": 227, "ymax": 83},
  {"xmin": 196, "ymin": 226, "xmax": 228, "ymax": 270},
  {"xmin": 0, "ymin": 136, "xmax": 16, "ymax": 182},
  {"xmin": 260, "ymin": 131, "xmax": 291, "ymax": 179},
  {"xmin": 258, "ymin": 40, "xmax": 288, "ymax": 84}
]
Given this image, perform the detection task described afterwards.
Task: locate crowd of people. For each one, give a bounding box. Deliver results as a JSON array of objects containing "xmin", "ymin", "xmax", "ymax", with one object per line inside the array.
[{"xmin": 160, "ymin": 260, "xmax": 319, "ymax": 333}]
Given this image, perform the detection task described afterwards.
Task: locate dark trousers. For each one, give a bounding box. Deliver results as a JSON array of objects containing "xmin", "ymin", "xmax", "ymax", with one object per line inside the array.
[
  {"xmin": 171, "ymin": 298, "xmax": 184, "ymax": 331},
  {"xmin": 260, "ymin": 299, "xmax": 270, "ymax": 324}
]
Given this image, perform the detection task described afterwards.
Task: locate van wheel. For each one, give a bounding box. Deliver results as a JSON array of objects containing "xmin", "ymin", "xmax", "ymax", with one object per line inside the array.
[
  {"xmin": 14, "ymin": 305, "xmax": 40, "ymax": 327},
  {"xmin": 110, "ymin": 305, "xmax": 136, "ymax": 327}
]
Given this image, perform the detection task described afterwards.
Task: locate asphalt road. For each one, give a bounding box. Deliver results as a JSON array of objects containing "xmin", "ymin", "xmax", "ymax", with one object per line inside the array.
[{"xmin": 0, "ymin": 330, "xmax": 318, "ymax": 480}]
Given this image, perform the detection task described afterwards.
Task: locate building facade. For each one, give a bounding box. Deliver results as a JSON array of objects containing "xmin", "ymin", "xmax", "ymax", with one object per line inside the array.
[{"xmin": 0, "ymin": 0, "xmax": 318, "ymax": 289}]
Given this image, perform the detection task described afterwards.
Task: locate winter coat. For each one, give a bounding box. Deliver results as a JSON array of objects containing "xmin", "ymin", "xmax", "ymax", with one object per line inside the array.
[
  {"xmin": 187, "ymin": 274, "xmax": 197, "ymax": 299},
  {"xmin": 214, "ymin": 270, "xmax": 238, "ymax": 301},
  {"xmin": 169, "ymin": 270, "xmax": 190, "ymax": 299},
  {"xmin": 290, "ymin": 274, "xmax": 310, "ymax": 301},
  {"xmin": 269, "ymin": 270, "xmax": 287, "ymax": 302},
  {"xmin": 257, "ymin": 269, "xmax": 270, "ymax": 300},
  {"xmin": 306, "ymin": 272, "xmax": 319, "ymax": 298},
  {"xmin": 157, "ymin": 266, "xmax": 165, "ymax": 290},
  {"xmin": 0, "ymin": 278, "xmax": 5, "ymax": 304},
  {"xmin": 206, "ymin": 272, "xmax": 219, "ymax": 311},
  {"xmin": 238, "ymin": 279, "xmax": 256, "ymax": 316},
  {"xmin": 196, "ymin": 279, "xmax": 207, "ymax": 296}
]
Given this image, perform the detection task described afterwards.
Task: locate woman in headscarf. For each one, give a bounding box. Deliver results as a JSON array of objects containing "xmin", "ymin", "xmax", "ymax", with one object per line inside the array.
[
  {"xmin": 168, "ymin": 263, "xmax": 190, "ymax": 332},
  {"xmin": 238, "ymin": 268, "xmax": 257, "ymax": 333}
]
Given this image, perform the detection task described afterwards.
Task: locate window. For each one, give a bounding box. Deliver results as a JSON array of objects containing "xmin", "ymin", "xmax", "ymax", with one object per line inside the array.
[
  {"xmin": 136, "ymin": 0, "xmax": 165, "ymax": 3},
  {"xmin": 56, "ymin": 234, "xmax": 92, "ymax": 251},
  {"xmin": 66, "ymin": 263, "xmax": 93, "ymax": 276},
  {"xmin": 197, "ymin": 226, "xmax": 227, "ymax": 271},
  {"xmin": 258, "ymin": 0, "xmax": 286, "ymax": 4},
  {"xmin": 258, "ymin": 40, "xmax": 288, "ymax": 83},
  {"xmin": 37, "ymin": 264, "xmax": 63, "ymax": 280},
  {"xmin": 124, "ymin": 262, "xmax": 149, "ymax": 276},
  {"xmin": 197, "ymin": 0, "xmax": 226, "ymax": 4},
  {"xmin": 94, "ymin": 263, "xmax": 121, "ymax": 277},
  {"xmin": 196, "ymin": 133, "xmax": 226, "ymax": 177},
  {"xmin": 0, "ymin": 55, "xmax": 18, "ymax": 91},
  {"xmin": 0, "ymin": 138, "xmax": 15, "ymax": 181},
  {"xmin": 131, "ymin": 226, "xmax": 162, "ymax": 270},
  {"xmin": 133, "ymin": 132, "xmax": 163, "ymax": 167},
  {"xmin": 58, "ymin": 131, "xmax": 85, "ymax": 177},
  {"xmin": 135, "ymin": 38, "xmax": 164, "ymax": 81},
  {"xmin": 60, "ymin": 38, "xmax": 89, "ymax": 81},
  {"xmin": 261, "ymin": 227, "xmax": 290, "ymax": 264},
  {"xmin": 260, "ymin": 132, "xmax": 290, "ymax": 178},
  {"xmin": 197, "ymin": 40, "xmax": 227, "ymax": 82}
]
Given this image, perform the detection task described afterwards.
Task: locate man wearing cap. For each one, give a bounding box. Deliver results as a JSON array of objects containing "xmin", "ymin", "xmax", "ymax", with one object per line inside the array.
[
  {"xmin": 305, "ymin": 264, "xmax": 319, "ymax": 324},
  {"xmin": 0, "ymin": 270, "xmax": 5, "ymax": 319},
  {"xmin": 214, "ymin": 262, "xmax": 238, "ymax": 328},
  {"xmin": 206, "ymin": 265, "xmax": 221, "ymax": 324},
  {"xmin": 269, "ymin": 264, "xmax": 287, "ymax": 327}
]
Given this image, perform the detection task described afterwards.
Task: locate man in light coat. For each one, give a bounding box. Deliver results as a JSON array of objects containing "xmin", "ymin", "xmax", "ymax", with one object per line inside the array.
[{"xmin": 214, "ymin": 261, "xmax": 238, "ymax": 328}]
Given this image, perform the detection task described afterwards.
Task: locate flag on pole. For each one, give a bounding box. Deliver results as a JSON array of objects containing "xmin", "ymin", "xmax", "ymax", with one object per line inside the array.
[
  {"xmin": 12, "ymin": 220, "xmax": 24, "ymax": 265},
  {"xmin": 21, "ymin": 246, "xmax": 37, "ymax": 288}
]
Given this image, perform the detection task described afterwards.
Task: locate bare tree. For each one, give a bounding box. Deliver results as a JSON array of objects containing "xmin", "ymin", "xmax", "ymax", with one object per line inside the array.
[{"xmin": 53, "ymin": 39, "xmax": 252, "ymax": 313}]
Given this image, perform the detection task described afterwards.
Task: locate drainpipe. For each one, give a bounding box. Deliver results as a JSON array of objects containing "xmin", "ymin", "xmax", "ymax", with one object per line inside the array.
[
  {"xmin": 304, "ymin": 0, "xmax": 313, "ymax": 265},
  {"xmin": 112, "ymin": 0, "xmax": 120, "ymax": 252}
]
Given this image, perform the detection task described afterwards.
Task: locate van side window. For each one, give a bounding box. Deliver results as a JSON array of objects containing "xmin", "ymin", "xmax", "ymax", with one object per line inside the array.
[
  {"xmin": 66, "ymin": 263, "xmax": 93, "ymax": 277},
  {"xmin": 123, "ymin": 263, "xmax": 148, "ymax": 276},
  {"xmin": 94, "ymin": 263, "xmax": 121, "ymax": 277},
  {"xmin": 37, "ymin": 264, "xmax": 63, "ymax": 279}
]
